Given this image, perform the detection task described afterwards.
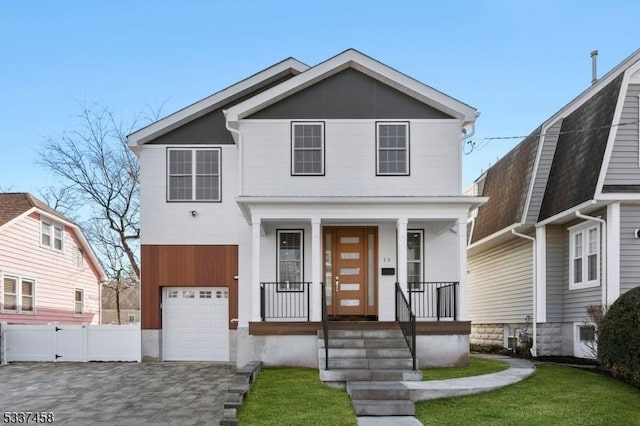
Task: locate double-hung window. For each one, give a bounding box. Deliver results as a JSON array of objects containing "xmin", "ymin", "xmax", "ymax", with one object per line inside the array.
[
  {"xmin": 277, "ymin": 230, "xmax": 304, "ymax": 291},
  {"xmin": 41, "ymin": 219, "xmax": 63, "ymax": 251},
  {"xmin": 74, "ymin": 288, "xmax": 84, "ymax": 316},
  {"xmin": 2, "ymin": 275, "xmax": 35, "ymax": 313},
  {"xmin": 376, "ymin": 122, "xmax": 409, "ymax": 175},
  {"xmin": 291, "ymin": 122, "xmax": 324, "ymax": 175},
  {"xmin": 167, "ymin": 148, "xmax": 221, "ymax": 201},
  {"xmin": 407, "ymin": 230, "xmax": 424, "ymax": 290},
  {"xmin": 569, "ymin": 223, "xmax": 600, "ymax": 289}
]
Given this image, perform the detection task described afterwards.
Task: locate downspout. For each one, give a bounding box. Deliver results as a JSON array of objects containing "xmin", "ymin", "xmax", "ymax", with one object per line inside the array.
[
  {"xmin": 511, "ymin": 228, "xmax": 537, "ymax": 357},
  {"xmin": 223, "ymin": 111, "xmax": 243, "ymax": 196},
  {"xmin": 575, "ymin": 211, "xmax": 607, "ymax": 306}
]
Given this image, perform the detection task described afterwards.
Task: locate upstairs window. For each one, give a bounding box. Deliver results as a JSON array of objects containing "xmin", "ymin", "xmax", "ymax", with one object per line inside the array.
[
  {"xmin": 167, "ymin": 148, "xmax": 221, "ymax": 202},
  {"xmin": 376, "ymin": 122, "xmax": 410, "ymax": 176},
  {"xmin": 41, "ymin": 219, "xmax": 63, "ymax": 251},
  {"xmin": 569, "ymin": 223, "xmax": 600, "ymax": 289},
  {"xmin": 291, "ymin": 122, "xmax": 324, "ymax": 175}
]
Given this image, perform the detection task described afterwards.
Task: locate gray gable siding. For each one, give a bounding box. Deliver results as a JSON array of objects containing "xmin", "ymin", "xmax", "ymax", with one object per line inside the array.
[
  {"xmin": 247, "ymin": 68, "xmax": 454, "ymax": 120},
  {"xmin": 545, "ymin": 225, "xmax": 564, "ymax": 322},
  {"xmin": 526, "ymin": 120, "xmax": 562, "ymax": 224},
  {"xmin": 620, "ymin": 204, "xmax": 640, "ymax": 294},
  {"xmin": 603, "ymin": 84, "xmax": 640, "ymax": 187},
  {"xmin": 539, "ymin": 74, "xmax": 623, "ymax": 221},
  {"xmin": 147, "ymin": 71, "xmax": 298, "ymax": 145}
]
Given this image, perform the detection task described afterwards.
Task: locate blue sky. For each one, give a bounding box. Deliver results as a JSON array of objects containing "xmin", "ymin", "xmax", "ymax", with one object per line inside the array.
[{"xmin": 2, "ymin": 1, "xmax": 639, "ymax": 194}]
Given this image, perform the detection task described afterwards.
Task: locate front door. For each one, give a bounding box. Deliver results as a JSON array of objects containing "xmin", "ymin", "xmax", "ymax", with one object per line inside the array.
[{"xmin": 325, "ymin": 227, "xmax": 377, "ymax": 316}]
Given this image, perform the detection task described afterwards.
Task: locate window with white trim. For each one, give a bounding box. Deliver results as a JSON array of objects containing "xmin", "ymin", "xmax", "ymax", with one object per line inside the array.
[
  {"xmin": 2, "ymin": 275, "xmax": 35, "ymax": 313},
  {"xmin": 407, "ymin": 230, "xmax": 423, "ymax": 290},
  {"xmin": 376, "ymin": 122, "xmax": 409, "ymax": 175},
  {"xmin": 167, "ymin": 148, "xmax": 221, "ymax": 201},
  {"xmin": 291, "ymin": 122, "xmax": 324, "ymax": 175},
  {"xmin": 41, "ymin": 219, "xmax": 63, "ymax": 251},
  {"xmin": 277, "ymin": 230, "xmax": 304, "ymax": 291},
  {"xmin": 569, "ymin": 223, "xmax": 600, "ymax": 289},
  {"xmin": 74, "ymin": 288, "xmax": 84, "ymax": 315}
]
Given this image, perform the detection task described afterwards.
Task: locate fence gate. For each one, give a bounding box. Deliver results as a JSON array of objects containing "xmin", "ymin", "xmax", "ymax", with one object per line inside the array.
[{"xmin": 1, "ymin": 323, "xmax": 141, "ymax": 363}]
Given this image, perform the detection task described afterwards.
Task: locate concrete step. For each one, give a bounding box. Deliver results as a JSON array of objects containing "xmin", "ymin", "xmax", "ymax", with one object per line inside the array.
[
  {"xmin": 320, "ymin": 329, "xmax": 404, "ymax": 339},
  {"xmin": 366, "ymin": 348, "xmax": 412, "ymax": 358},
  {"xmin": 352, "ymin": 399, "xmax": 415, "ymax": 416},
  {"xmin": 364, "ymin": 338, "xmax": 409, "ymax": 348},
  {"xmin": 328, "ymin": 358, "xmax": 370, "ymax": 369},
  {"xmin": 318, "ymin": 347, "xmax": 411, "ymax": 360},
  {"xmin": 319, "ymin": 338, "xmax": 365, "ymax": 348},
  {"xmin": 347, "ymin": 381, "xmax": 410, "ymax": 400},
  {"xmin": 369, "ymin": 358, "xmax": 415, "ymax": 369},
  {"xmin": 319, "ymin": 368, "xmax": 423, "ymax": 382}
]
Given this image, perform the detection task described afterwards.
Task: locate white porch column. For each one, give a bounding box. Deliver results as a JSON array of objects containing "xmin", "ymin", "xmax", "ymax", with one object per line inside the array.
[
  {"xmin": 251, "ymin": 219, "xmax": 262, "ymax": 322},
  {"xmin": 397, "ymin": 218, "xmax": 408, "ymax": 295},
  {"xmin": 457, "ymin": 218, "xmax": 468, "ymax": 321},
  {"xmin": 311, "ymin": 218, "xmax": 322, "ymax": 321},
  {"xmin": 606, "ymin": 202, "xmax": 621, "ymax": 305}
]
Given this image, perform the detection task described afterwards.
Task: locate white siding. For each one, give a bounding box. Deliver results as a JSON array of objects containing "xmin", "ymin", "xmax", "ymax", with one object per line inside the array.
[
  {"xmin": 604, "ymin": 84, "xmax": 640, "ymax": 185},
  {"xmin": 240, "ymin": 120, "xmax": 462, "ymax": 197},
  {"xmin": 526, "ymin": 120, "xmax": 562, "ymax": 224},
  {"xmin": 138, "ymin": 145, "xmax": 244, "ymax": 245},
  {"xmin": 620, "ymin": 204, "xmax": 640, "ymax": 294},
  {"xmin": 468, "ymin": 238, "xmax": 533, "ymax": 323},
  {"xmin": 545, "ymin": 225, "xmax": 564, "ymax": 322}
]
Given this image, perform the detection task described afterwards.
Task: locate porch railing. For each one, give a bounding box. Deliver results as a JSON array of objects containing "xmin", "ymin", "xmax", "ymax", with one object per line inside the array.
[
  {"xmin": 395, "ymin": 282, "xmax": 417, "ymax": 370},
  {"xmin": 320, "ymin": 282, "xmax": 329, "ymax": 370},
  {"xmin": 408, "ymin": 281, "xmax": 458, "ymax": 320},
  {"xmin": 260, "ymin": 282, "xmax": 311, "ymax": 321}
]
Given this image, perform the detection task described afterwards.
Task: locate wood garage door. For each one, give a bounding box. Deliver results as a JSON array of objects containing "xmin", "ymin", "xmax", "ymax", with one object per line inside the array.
[{"xmin": 162, "ymin": 287, "xmax": 229, "ymax": 361}]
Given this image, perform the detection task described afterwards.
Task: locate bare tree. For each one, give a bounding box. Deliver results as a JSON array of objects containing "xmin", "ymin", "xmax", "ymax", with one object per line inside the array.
[
  {"xmin": 38, "ymin": 104, "xmax": 160, "ymax": 323},
  {"xmin": 584, "ymin": 304, "xmax": 608, "ymax": 359}
]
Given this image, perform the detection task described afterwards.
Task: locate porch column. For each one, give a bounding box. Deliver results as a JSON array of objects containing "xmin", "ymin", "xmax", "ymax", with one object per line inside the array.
[
  {"xmin": 311, "ymin": 218, "xmax": 322, "ymax": 321},
  {"xmin": 397, "ymin": 218, "xmax": 408, "ymax": 295},
  {"xmin": 456, "ymin": 218, "xmax": 468, "ymax": 321},
  {"xmin": 251, "ymin": 219, "xmax": 262, "ymax": 322}
]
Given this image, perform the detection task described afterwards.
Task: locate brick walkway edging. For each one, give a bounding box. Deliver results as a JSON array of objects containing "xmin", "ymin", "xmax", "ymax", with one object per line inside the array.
[{"xmin": 221, "ymin": 361, "xmax": 263, "ymax": 425}]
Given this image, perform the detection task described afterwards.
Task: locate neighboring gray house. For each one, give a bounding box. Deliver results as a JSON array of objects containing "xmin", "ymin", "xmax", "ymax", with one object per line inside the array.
[{"xmin": 467, "ymin": 48, "xmax": 640, "ymax": 358}]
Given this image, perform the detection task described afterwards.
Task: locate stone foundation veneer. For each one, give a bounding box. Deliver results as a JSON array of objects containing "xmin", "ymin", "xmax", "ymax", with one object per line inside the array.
[
  {"xmin": 470, "ymin": 323, "xmax": 505, "ymax": 347},
  {"xmin": 471, "ymin": 322, "xmax": 572, "ymax": 356}
]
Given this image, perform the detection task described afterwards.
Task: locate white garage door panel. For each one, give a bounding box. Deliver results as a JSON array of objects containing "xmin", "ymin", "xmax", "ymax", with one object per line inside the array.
[{"xmin": 163, "ymin": 286, "xmax": 229, "ymax": 361}]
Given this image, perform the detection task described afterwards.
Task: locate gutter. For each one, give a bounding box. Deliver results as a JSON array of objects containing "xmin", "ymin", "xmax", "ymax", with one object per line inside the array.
[
  {"xmin": 575, "ymin": 211, "xmax": 607, "ymax": 307},
  {"xmin": 511, "ymin": 228, "xmax": 538, "ymax": 357}
]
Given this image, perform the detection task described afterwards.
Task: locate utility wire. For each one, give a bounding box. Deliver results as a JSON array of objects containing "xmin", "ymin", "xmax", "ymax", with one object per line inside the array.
[{"xmin": 464, "ymin": 119, "xmax": 640, "ymax": 155}]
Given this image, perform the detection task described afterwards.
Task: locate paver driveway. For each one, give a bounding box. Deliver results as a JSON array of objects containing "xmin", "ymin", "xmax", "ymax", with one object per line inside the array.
[{"xmin": 0, "ymin": 362, "xmax": 234, "ymax": 425}]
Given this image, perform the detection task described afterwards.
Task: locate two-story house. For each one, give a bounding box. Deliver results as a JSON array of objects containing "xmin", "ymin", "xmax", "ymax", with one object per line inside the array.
[
  {"xmin": 127, "ymin": 49, "xmax": 486, "ymax": 367},
  {"xmin": 467, "ymin": 48, "xmax": 640, "ymax": 359},
  {"xmin": 0, "ymin": 193, "xmax": 105, "ymax": 324}
]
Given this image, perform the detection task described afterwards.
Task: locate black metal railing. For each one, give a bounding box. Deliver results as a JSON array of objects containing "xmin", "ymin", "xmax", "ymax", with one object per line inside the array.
[
  {"xmin": 395, "ymin": 282, "xmax": 417, "ymax": 370},
  {"xmin": 408, "ymin": 282, "xmax": 458, "ymax": 320},
  {"xmin": 260, "ymin": 282, "xmax": 311, "ymax": 321},
  {"xmin": 321, "ymin": 282, "xmax": 329, "ymax": 370}
]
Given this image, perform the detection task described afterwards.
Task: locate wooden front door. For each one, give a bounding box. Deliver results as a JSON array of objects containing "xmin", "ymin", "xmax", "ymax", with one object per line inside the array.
[{"xmin": 324, "ymin": 227, "xmax": 377, "ymax": 316}]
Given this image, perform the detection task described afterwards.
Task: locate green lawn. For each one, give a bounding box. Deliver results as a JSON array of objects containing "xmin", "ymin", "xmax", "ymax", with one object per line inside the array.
[
  {"xmin": 422, "ymin": 356, "xmax": 509, "ymax": 380},
  {"xmin": 416, "ymin": 364, "xmax": 640, "ymax": 425},
  {"xmin": 238, "ymin": 367, "xmax": 356, "ymax": 426}
]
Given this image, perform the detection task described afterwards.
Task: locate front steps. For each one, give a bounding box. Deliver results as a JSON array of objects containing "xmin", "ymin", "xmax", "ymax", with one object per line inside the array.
[{"xmin": 318, "ymin": 326, "xmax": 421, "ymax": 417}]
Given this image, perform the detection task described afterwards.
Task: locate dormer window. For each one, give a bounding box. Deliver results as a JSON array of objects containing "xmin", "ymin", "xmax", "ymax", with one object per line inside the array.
[
  {"xmin": 41, "ymin": 219, "xmax": 63, "ymax": 251},
  {"xmin": 376, "ymin": 122, "xmax": 410, "ymax": 176}
]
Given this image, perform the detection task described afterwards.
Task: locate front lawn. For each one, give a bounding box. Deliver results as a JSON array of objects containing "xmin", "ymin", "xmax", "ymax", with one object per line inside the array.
[{"xmin": 416, "ymin": 364, "xmax": 640, "ymax": 425}]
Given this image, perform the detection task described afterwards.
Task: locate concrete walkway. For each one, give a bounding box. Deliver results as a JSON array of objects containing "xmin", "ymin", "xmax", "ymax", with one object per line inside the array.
[{"xmin": 357, "ymin": 355, "xmax": 535, "ymax": 426}]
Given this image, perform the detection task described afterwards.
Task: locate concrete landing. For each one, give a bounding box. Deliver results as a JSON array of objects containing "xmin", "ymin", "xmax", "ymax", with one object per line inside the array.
[
  {"xmin": 357, "ymin": 416, "xmax": 423, "ymax": 425},
  {"xmin": 403, "ymin": 354, "xmax": 535, "ymax": 402}
]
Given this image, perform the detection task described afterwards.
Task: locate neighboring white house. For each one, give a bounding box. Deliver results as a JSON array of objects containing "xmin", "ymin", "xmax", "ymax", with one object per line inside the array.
[
  {"xmin": 467, "ymin": 48, "xmax": 640, "ymax": 358},
  {"xmin": 128, "ymin": 49, "xmax": 486, "ymax": 366}
]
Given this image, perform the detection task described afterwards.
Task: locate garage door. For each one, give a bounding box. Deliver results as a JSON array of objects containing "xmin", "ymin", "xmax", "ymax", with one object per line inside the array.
[{"xmin": 162, "ymin": 287, "xmax": 229, "ymax": 361}]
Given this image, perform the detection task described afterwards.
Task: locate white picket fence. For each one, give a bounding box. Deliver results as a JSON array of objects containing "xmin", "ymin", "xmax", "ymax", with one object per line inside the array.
[{"xmin": 0, "ymin": 322, "xmax": 141, "ymax": 363}]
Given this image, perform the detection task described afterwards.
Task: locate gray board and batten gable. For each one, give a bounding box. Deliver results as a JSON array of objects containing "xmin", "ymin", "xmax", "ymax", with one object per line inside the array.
[
  {"xmin": 146, "ymin": 70, "xmax": 300, "ymax": 145},
  {"xmin": 470, "ymin": 128, "xmax": 541, "ymax": 244},
  {"xmin": 538, "ymin": 74, "xmax": 624, "ymax": 221},
  {"xmin": 247, "ymin": 68, "xmax": 455, "ymax": 120}
]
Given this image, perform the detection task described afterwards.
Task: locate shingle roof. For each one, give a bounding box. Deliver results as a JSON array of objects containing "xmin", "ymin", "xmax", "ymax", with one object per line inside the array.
[
  {"xmin": 538, "ymin": 73, "xmax": 623, "ymax": 221},
  {"xmin": 0, "ymin": 193, "xmax": 73, "ymax": 227},
  {"xmin": 471, "ymin": 128, "xmax": 541, "ymax": 243}
]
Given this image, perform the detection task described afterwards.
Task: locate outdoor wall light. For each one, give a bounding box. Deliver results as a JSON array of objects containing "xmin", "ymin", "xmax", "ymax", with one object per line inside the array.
[{"xmin": 190, "ymin": 210, "xmax": 198, "ymax": 217}]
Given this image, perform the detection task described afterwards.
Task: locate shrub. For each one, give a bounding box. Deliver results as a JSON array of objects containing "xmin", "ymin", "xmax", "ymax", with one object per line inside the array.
[{"xmin": 598, "ymin": 286, "xmax": 640, "ymax": 388}]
